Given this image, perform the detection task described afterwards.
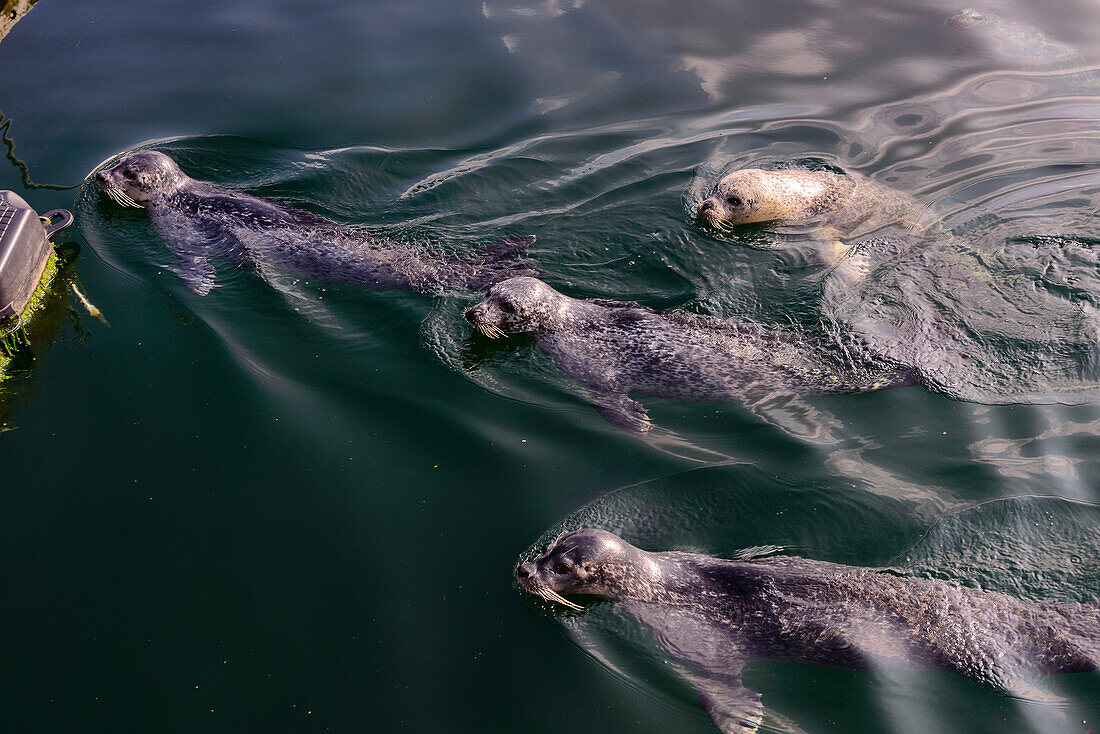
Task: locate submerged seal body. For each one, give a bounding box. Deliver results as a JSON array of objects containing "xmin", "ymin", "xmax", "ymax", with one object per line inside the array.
[
  {"xmin": 518, "ymin": 528, "xmax": 1100, "ymax": 733},
  {"xmin": 696, "ymin": 167, "xmax": 921, "ymax": 236},
  {"xmin": 464, "ymin": 276, "xmax": 907, "ymax": 431},
  {"xmin": 95, "ymin": 151, "xmax": 536, "ymax": 295},
  {"xmin": 695, "ymin": 167, "xmax": 925, "ymax": 282}
]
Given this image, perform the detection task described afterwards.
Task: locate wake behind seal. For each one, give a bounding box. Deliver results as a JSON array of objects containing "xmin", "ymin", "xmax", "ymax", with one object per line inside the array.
[
  {"xmin": 517, "ymin": 528, "xmax": 1100, "ymax": 734},
  {"xmin": 95, "ymin": 150, "xmax": 537, "ymax": 295}
]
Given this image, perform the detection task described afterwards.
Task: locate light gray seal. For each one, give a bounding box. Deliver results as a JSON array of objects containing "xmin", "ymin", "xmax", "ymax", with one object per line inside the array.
[
  {"xmin": 696, "ymin": 167, "xmax": 925, "ymax": 281},
  {"xmin": 464, "ymin": 276, "xmax": 909, "ymax": 431},
  {"xmin": 696, "ymin": 167, "xmax": 922, "ymax": 235},
  {"xmin": 95, "ymin": 150, "xmax": 537, "ymax": 295},
  {"xmin": 517, "ymin": 528, "xmax": 1100, "ymax": 733}
]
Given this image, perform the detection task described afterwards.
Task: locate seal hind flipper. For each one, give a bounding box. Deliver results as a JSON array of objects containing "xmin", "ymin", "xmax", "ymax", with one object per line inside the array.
[
  {"xmin": 464, "ymin": 235, "xmax": 538, "ymax": 291},
  {"xmin": 997, "ymin": 676, "xmax": 1066, "ymax": 704},
  {"xmin": 592, "ymin": 391, "xmax": 651, "ymax": 433},
  {"xmin": 483, "ymin": 234, "xmax": 536, "ymax": 257}
]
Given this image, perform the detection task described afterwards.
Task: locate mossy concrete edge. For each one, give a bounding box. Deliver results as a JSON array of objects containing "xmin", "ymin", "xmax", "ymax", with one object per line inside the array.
[{"xmin": 0, "ymin": 246, "xmax": 61, "ymax": 379}]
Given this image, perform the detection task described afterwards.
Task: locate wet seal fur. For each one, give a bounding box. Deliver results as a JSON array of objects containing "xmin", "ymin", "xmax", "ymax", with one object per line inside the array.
[
  {"xmin": 696, "ymin": 167, "xmax": 924, "ymax": 281},
  {"xmin": 517, "ymin": 528, "xmax": 1100, "ymax": 733},
  {"xmin": 696, "ymin": 167, "xmax": 921, "ymax": 234},
  {"xmin": 464, "ymin": 276, "xmax": 909, "ymax": 432},
  {"xmin": 95, "ymin": 151, "xmax": 537, "ymax": 295}
]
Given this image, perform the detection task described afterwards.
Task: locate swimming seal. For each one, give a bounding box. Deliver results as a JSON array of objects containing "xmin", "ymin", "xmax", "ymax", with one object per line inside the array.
[
  {"xmin": 696, "ymin": 167, "xmax": 925, "ymax": 282},
  {"xmin": 517, "ymin": 528, "xmax": 1100, "ymax": 733},
  {"xmin": 464, "ymin": 276, "xmax": 908, "ymax": 431},
  {"xmin": 696, "ymin": 167, "xmax": 921, "ymax": 235},
  {"xmin": 95, "ymin": 151, "xmax": 537, "ymax": 295}
]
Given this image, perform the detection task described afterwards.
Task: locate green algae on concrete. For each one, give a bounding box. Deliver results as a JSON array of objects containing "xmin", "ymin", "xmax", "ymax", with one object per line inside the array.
[
  {"xmin": 0, "ymin": 245, "xmax": 65, "ymax": 378},
  {"xmin": 0, "ymin": 244, "xmax": 71, "ymax": 429}
]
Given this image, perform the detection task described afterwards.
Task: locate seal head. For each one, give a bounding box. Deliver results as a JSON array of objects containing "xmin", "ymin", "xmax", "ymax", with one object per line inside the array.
[
  {"xmin": 697, "ymin": 169, "xmax": 772, "ymax": 226},
  {"xmin": 463, "ymin": 276, "xmax": 575, "ymax": 338},
  {"xmin": 95, "ymin": 151, "xmax": 189, "ymax": 208},
  {"xmin": 515, "ymin": 528, "xmax": 656, "ymax": 608}
]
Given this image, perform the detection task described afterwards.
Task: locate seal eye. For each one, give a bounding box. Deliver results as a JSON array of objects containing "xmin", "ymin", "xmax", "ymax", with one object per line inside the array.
[
  {"xmin": 498, "ymin": 300, "xmax": 516, "ymax": 315},
  {"xmin": 727, "ymin": 195, "xmax": 742, "ymax": 208},
  {"xmin": 552, "ymin": 562, "xmax": 572, "ymax": 575},
  {"xmin": 123, "ymin": 170, "xmax": 137, "ymax": 181}
]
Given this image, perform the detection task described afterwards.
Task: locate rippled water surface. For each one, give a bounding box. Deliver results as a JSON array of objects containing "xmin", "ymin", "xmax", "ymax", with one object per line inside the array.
[{"xmin": 2, "ymin": 0, "xmax": 1099, "ymax": 732}]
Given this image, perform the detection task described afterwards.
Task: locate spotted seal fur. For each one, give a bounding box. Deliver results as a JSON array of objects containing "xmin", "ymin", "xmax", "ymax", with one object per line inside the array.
[
  {"xmin": 464, "ymin": 276, "xmax": 909, "ymax": 431},
  {"xmin": 95, "ymin": 151, "xmax": 537, "ymax": 295},
  {"xmin": 517, "ymin": 528, "xmax": 1100, "ymax": 733},
  {"xmin": 696, "ymin": 167, "xmax": 925, "ymax": 281},
  {"xmin": 696, "ymin": 167, "xmax": 921, "ymax": 236}
]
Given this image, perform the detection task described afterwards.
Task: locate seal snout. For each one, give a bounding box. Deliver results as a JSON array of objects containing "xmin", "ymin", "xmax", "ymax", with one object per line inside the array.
[
  {"xmin": 515, "ymin": 561, "xmax": 535, "ymax": 580},
  {"xmin": 696, "ymin": 197, "xmax": 724, "ymax": 224},
  {"xmin": 464, "ymin": 299, "xmax": 508, "ymax": 339}
]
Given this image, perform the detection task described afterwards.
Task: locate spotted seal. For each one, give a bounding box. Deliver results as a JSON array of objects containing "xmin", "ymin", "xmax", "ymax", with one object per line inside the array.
[
  {"xmin": 696, "ymin": 167, "xmax": 921, "ymax": 235},
  {"xmin": 695, "ymin": 167, "xmax": 925, "ymax": 282},
  {"xmin": 95, "ymin": 151, "xmax": 537, "ymax": 295},
  {"xmin": 464, "ymin": 276, "xmax": 909, "ymax": 431},
  {"xmin": 517, "ymin": 528, "xmax": 1100, "ymax": 733}
]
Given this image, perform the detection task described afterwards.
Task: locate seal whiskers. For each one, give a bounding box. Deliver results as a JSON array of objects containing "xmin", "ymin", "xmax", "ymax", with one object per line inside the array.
[
  {"xmin": 535, "ymin": 586, "xmax": 584, "ymax": 611},
  {"xmin": 105, "ymin": 185, "xmax": 141, "ymax": 209},
  {"xmin": 476, "ymin": 322, "xmax": 506, "ymax": 339}
]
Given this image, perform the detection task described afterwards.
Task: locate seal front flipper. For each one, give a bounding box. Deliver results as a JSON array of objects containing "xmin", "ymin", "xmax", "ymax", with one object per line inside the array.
[
  {"xmin": 149, "ymin": 208, "xmax": 235, "ymax": 296},
  {"xmin": 697, "ymin": 673, "xmax": 764, "ymax": 734},
  {"xmin": 175, "ymin": 252, "xmax": 217, "ymax": 296},
  {"xmin": 628, "ymin": 603, "xmax": 763, "ymax": 733},
  {"xmin": 591, "ymin": 390, "xmax": 652, "ymax": 433}
]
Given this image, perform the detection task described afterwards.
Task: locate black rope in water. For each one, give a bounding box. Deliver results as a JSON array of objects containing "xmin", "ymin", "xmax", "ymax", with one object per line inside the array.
[{"xmin": 0, "ymin": 108, "xmax": 76, "ymax": 190}]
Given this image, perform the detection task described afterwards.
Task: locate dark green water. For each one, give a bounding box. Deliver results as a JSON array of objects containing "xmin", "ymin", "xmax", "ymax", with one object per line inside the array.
[{"xmin": 2, "ymin": 1, "xmax": 1099, "ymax": 732}]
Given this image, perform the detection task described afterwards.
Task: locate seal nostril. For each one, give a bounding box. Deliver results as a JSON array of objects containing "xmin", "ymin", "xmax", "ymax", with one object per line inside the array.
[
  {"xmin": 464, "ymin": 308, "xmax": 476, "ymax": 323},
  {"xmin": 516, "ymin": 563, "xmax": 531, "ymax": 578},
  {"xmin": 698, "ymin": 200, "xmax": 714, "ymax": 214}
]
